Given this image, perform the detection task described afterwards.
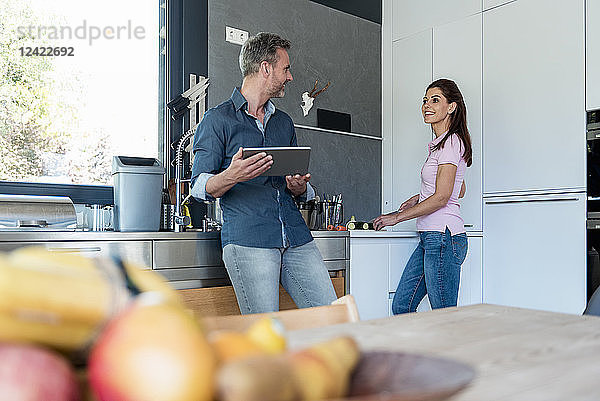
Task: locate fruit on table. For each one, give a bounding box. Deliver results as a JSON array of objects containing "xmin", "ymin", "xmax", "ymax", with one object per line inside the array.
[
  {"xmin": 245, "ymin": 317, "xmax": 286, "ymax": 354},
  {"xmin": 210, "ymin": 317, "xmax": 287, "ymax": 363},
  {"xmin": 217, "ymin": 356, "xmax": 297, "ymax": 401},
  {"xmin": 0, "ymin": 342, "xmax": 80, "ymax": 401},
  {"xmin": 291, "ymin": 336, "xmax": 360, "ymax": 400},
  {"xmin": 88, "ymin": 293, "xmax": 216, "ymax": 401},
  {"xmin": 0, "ymin": 246, "xmax": 182, "ymax": 352},
  {"xmin": 209, "ymin": 331, "xmax": 266, "ymax": 364},
  {"xmin": 216, "ymin": 336, "xmax": 360, "ymax": 401}
]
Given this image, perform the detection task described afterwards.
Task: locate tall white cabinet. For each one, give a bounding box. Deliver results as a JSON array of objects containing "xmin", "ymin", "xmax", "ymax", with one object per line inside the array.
[
  {"xmin": 382, "ymin": 0, "xmax": 588, "ymax": 315},
  {"xmin": 433, "ymin": 14, "xmax": 482, "ymax": 231},
  {"xmin": 388, "ymin": 30, "xmax": 432, "ymax": 232},
  {"xmin": 483, "ymin": 0, "xmax": 585, "ymax": 194},
  {"xmin": 481, "ymin": 0, "xmax": 586, "ymax": 315},
  {"xmin": 385, "ymin": 12, "xmax": 483, "ymax": 232},
  {"xmin": 390, "ymin": 0, "xmax": 480, "ymax": 41}
]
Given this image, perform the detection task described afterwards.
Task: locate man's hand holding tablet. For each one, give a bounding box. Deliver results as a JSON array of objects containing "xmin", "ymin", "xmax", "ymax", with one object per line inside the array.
[
  {"xmin": 228, "ymin": 147, "xmax": 274, "ymax": 183},
  {"xmin": 241, "ymin": 147, "xmax": 311, "ymax": 177}
]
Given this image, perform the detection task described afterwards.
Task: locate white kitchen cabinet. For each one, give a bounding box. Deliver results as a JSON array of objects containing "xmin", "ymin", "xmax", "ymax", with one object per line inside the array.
[
  {"xmin": 433, "ymin": 14, "xmax": 483, "ymax": 231},
  {"xmin": 483, "ymin": 193, "xmax": 586, "ymax": 314},
  {"xmin": 388, "ymin": 30, "xmax": 432, "ymax": 231},
  {"xmin": 483, "ymin": 0, "xmax": 515, "ymax": 11},
  {"xmin": 388, "ymin": 236, "xmax": 420, "ymax": 292},
  {"xmin": 391, "ymin": 0, "xmax": 480, "ymax": 41},
  {"xmin": 350, "ymin": 237, "xmax": 391, "ymax": 320},
  {"xmin": 459, "ymin": 236, "xmax": 483, "ymax": 306},
  {"xmin": 391, "ymin": 235, "xmax": 483, "ymax": 314},
  {"xmin": 587, "ymin": 0, "xmax": 600, "ymax": 111},
  {"xmin": 350, "ymin": 233, "xmax": 419, "ymax": 320},
  {"xmin": 351, "ymin": 233, "xmax": 482, "ymax": 320},
  {"xmin": 483, "ymin": 0, "xmax": 585, "ymax": 194}
]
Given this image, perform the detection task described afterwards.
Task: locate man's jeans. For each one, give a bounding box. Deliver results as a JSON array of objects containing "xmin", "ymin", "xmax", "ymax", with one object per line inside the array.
[
  {"xmin": 223, "ymin": 240, "xmax": 337, "ymax": 314},
  {"xmin": 392, "ymin": 228, "xmax": 468, "ymax": 314}
]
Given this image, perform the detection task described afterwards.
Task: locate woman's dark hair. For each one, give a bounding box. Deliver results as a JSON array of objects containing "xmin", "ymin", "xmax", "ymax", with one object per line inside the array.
[{"xmin": 427, "ymin": 78, "xmax": 472, "ymax": 167}]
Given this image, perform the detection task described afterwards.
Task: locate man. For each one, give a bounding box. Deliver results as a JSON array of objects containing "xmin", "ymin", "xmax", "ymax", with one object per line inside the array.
[{"xmin": 190, "ymin": 32, "xmax": 337, "ymax": 314}]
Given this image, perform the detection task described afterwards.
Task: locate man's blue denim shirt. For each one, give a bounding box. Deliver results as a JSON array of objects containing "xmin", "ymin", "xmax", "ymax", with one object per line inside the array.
[{"xmin": 190, "ymin": 88, "xmax": 314, "ymax": 249}]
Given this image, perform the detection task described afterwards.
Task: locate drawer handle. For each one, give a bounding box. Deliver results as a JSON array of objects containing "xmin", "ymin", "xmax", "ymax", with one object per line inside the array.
[
  {"xmin": 464, "ymin": 224, "xmax": 474, "ymax": 228},
  {"xmin": 47, "ymin": 247, "xmax": 102, "ymax": 253},
  {"xmin": 485, "ymin": 197, "xmax": 578, "ymax": 205}
]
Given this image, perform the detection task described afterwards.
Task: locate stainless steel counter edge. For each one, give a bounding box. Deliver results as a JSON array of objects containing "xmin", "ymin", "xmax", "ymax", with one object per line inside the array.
[{"xmin": 0, "ymin": 230, "xmax": 348, "ymax": 242}]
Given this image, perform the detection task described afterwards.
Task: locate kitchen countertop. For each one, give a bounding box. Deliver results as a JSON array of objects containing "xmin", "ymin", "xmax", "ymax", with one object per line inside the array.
[
  {"xmin": 349, "ymin": 230, "xmax": 483, "ymax": 238},
  {"xmin": 0, "ymin": 229, "xmax": 348, "ymax": 242}
]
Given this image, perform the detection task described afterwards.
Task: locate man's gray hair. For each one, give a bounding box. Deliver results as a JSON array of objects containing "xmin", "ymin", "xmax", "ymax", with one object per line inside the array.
[{"xmin": 239, "ymin": 32, "xmax": 291, "ymax": 77}]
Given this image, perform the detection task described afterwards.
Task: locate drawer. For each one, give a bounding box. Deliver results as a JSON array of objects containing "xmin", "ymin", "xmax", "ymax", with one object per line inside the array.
[
  {"xmin": 324, "ymin": 259, "xmax": 348, "ymax": 272},
  {"xmin": 0, "ymin": 241, "xmax": 152, "ymax": 269},
  {"xmin": 158, "ymin": 267, "xmax": 231, "ymax": 289},
  {"xmin": 153, "ymin": 239, "xmax": 223, "ymax": 269},
  {"xmin": 313, "ymin": 237, "xmax": 347, "ymax": 260},
  {"xmin": 154, "ymin": 266, "xmax": 228, "ymax": 282}
]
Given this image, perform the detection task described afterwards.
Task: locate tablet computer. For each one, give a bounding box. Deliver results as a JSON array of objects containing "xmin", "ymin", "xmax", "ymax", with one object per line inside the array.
[{"xmin": 242, "ymin": 146, "xmax": 311, "ymax": 176}]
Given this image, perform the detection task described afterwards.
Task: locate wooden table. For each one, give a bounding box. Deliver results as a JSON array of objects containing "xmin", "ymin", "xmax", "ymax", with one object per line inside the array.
[{"xmin": 287, "ymin": 304, "xmax": 600, "ymax": 401}]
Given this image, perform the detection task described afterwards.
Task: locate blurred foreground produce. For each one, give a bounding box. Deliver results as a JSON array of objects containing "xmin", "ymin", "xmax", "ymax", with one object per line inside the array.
[
  {"xmin": 0, "ymin": 342, "xmax": 80, "ymax": 401},
  {"xmin": 88, "ymin": 292, "xmax": 216, "ymax": 401},
  {"xmin": 245, "ymin": 317, "xmax": 287, "ymax": 354},
  {"xmin": 0, "ymin": 246, "xmax": 181, "ymax": 352},
  {"xmin": 216, "ymin": 336, "xmax": 360, "ymax": 401},
  {"xmin": 209, "ymin": 317, "xmax": 287, "ymax": 364},
  {"xmin": 209, "ymin": 330, "xmax": 266, "ymax": 364}
]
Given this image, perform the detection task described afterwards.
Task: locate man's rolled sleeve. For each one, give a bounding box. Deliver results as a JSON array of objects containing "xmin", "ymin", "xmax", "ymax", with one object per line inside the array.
[{"xmin": 190, "ymin": 173, "xmax": 215, "ymax": 201}]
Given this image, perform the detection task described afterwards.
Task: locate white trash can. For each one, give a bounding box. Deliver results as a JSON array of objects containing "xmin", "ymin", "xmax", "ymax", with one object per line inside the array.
[{"xmin": 112, "ymin": 156, "xmax": 164, "ymax": 232}]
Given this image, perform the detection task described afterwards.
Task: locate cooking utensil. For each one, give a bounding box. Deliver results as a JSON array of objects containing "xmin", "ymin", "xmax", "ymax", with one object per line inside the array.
[{"xmin": 321, "ymin": 200, "xmax": 343, "ymax": 229}]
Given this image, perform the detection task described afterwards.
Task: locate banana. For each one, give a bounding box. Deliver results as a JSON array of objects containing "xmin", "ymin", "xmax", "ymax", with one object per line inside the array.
[{"xmin": 0, "ymin": 246, "xmax": 183, "ymax": 353}]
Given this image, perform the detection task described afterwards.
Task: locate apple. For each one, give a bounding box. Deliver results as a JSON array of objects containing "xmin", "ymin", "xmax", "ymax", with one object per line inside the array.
[
  {"xmin": 88, "ymin": 292, "xmax": 216, "ymax": 401},
  {"xmin": 0, "ymin": 343, "xmax": 80, "ymax": 401}
]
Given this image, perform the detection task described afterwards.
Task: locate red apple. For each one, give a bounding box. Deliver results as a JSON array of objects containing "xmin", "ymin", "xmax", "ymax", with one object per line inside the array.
[
  {"xmin": 88, "ymin": 293, "xmax": 216, "ymax": 401},
  {"xmin": 0, "ymin": 343, "xmax": 80, "ymax": 401}
]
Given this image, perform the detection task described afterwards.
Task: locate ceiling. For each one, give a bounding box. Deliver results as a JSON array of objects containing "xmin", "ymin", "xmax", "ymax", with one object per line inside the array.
[{"xmin": 309, "ymin": 0, "xmax": 381, "ymax": 24}]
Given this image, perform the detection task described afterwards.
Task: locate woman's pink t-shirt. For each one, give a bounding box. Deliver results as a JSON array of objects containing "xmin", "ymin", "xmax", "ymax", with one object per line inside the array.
[{"xmin": 416, "ymin": 133, "xmax": 467, "ymax": 235}]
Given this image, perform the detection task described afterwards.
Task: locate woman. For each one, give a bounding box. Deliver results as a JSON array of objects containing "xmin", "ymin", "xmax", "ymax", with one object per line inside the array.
[{"xmin": 373, "ymin": 78, "xmax": 472, "ymax": 314}]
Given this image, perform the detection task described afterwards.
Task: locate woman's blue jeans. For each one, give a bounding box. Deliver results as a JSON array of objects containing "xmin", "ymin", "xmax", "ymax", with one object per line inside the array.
[{"xmin": 392, "ymin": 228, "xmax": 468, "ymax": 314}]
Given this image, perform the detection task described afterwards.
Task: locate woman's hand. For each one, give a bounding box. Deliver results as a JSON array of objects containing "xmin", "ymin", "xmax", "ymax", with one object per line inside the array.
[
  {"xmin": 373, "ymin": 212, "xmax": 400, "ymax": 231},
  {"xmin": 398, "ymin": 195, "xmax": 419, "ymax": 212}
]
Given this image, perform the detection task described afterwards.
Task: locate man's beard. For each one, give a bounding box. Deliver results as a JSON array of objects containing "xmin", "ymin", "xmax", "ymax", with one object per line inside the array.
[{"xmin": 268, "ymin": 83, "xmax": 286, "ymax": 98}]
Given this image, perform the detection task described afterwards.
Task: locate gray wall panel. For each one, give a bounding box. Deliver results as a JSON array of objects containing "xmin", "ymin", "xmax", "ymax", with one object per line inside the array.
[
  {"xmin": 296, "ymin": 128, "xmax": 381, "ymax": 221},
  {"xmin": 208, "ymin": 0, "xmax": 381, "ymax": 221}
]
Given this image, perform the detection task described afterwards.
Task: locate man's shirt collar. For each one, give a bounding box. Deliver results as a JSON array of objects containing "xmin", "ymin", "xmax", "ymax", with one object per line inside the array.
[{"xmin": 230, "ymin": 87, "xmax": 276, "ymax": 116}]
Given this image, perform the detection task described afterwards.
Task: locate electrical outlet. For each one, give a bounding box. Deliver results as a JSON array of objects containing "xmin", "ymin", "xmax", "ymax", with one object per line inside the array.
[{"xmin": 225, "ymin": 26, "xmax": 248, "ymax": 45}]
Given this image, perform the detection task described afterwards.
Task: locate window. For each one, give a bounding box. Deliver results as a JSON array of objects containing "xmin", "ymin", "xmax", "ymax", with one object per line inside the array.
[{"xmin": 0, "ymin": 0, "xmax": 164, "ymax": 187}]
